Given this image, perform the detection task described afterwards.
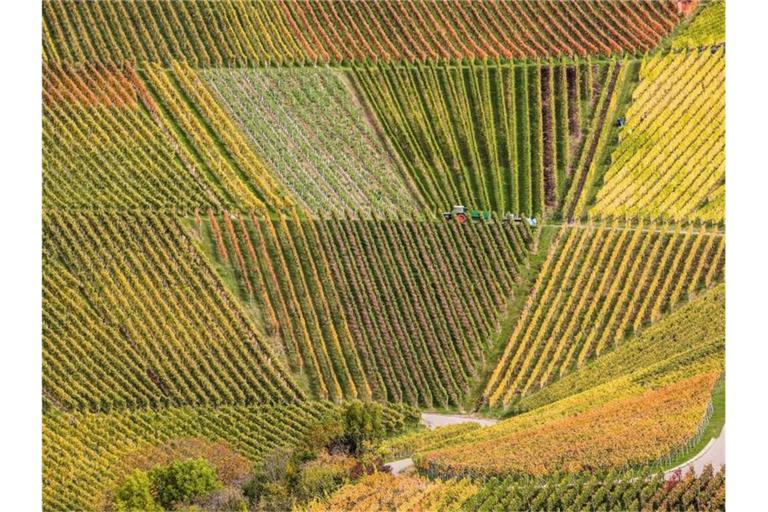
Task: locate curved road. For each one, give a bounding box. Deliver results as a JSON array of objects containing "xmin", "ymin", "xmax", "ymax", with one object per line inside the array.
[
  {"xmin": 385, "ymin": 413, "xmax": 498, "ymax": 475},
  {"xmin": 665, "ymin": 426, "xmax": 725, "ymax": 479}
]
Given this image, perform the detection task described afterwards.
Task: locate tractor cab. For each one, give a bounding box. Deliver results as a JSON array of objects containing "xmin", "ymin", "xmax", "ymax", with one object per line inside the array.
[{"xmin": 443, "ymin": 205, "xmax": 468, "ymax": 223}]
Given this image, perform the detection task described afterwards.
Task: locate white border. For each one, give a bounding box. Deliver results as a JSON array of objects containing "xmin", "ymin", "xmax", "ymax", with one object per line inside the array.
[
  {"xmin": 726, "ymin": 0, "xmax": 768, "ymax": 508},
  {"xmin": 0, "ymin": 1, "xmax": 42, "ymax": 509},
  {"xmin": 0, "ymin": 0, "xmax": 763, "ymax": 508}
]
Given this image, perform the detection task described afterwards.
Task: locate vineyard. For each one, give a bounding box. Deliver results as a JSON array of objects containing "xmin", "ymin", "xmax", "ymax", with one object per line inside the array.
[
  {"xmin": 421, "ymin": 372, "xmax": 719, "ymax": 477},
  {"xmin": 43, "ymin": 0, "xmax": 683, "ymax": 66},
  {"xmin": 353, "ymin": 59, "xmax": 605, "ymax": 214},
  {"xmin": 315, "ymin": 466, "xmax": 725, "ymax": 511},
  {"xmin": 483, "ymin": 222, "xmax": 724, "ymax": 407},
  {"xmin": 672, "ymin": 0, "xmax": 725, "ymax": 49},
  {"xmin": 460, "ymin": 465, "xmax": 725, "ymax": 511},
  {"xmin": 42, "ymin": 63, "xmax": 219, "ymax": 210},
  {"xmin": 517, "ymin": 283, "xmax": 725, "ymax": 412},
  {"xmin": 42, "ymin": 211, "xmax": 303, "ymax": 411},
  {"xmin": 43, "ymin": 401, "xmax": 415, "ymax": 511},
  {"xmin": 306, "ymin": 472, "xmax": 478, "ymax": 512},
  {"xmin": 39, "ymin": 1, "xmax": 727, "ymax": 511},
  {"xmin": 199, "ymin": 212, "xmax": 536, "ymax": 406},
  {"xmin": 199, "ymin": 67, "xmax": 422, "ymax": 215},
  {"xmin": 589, "ymin": 48, "xmax": 725, "ymax": 222}
]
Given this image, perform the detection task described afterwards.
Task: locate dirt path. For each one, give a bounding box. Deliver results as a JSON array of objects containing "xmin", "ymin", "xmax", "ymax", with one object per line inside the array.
[
  {"xmin": 420, "ymin": 412, "xmax": 498, "ymax": 429},
  {"xmin": 385, "ymin": 413, "xmax": 498, "ymax": 475},
  {"xmin": 665, "ymin": 425, "xmax": 725, "ymax": 479}
]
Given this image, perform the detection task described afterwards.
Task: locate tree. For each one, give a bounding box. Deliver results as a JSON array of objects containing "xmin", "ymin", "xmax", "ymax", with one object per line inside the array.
[
  {"xmin": 341, "ymin": 401, "xmax": 385, "ymax": 455},
  {"xmin": 149, "ymin": 458, "xmax": 221, "ymax": 509},
  {"xmin": 113, "ymin": 470, "xmax": 161, "ymax": 512}
]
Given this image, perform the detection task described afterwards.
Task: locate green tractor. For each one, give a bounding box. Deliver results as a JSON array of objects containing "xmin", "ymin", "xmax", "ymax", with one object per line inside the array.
[{"xmin": 442, "ymin": 205, "xmax": 492, "ymax": 224}]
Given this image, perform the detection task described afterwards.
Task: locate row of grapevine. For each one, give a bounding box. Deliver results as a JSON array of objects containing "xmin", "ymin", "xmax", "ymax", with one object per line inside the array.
[
  {"xmin": 483, "ymin": 222, "xmax": 724, "ymax": 407},
  {"xmin": 672, "ymin": 0, "xmax": 725, "ymax": 49},
  {"xmin": 461, "ymin": 465, "xmax": 725, "ymax": 512},
  {"xmin": 517, "ymin": 283, "xmax": 725, "ymax": 412},
  {"xmin": 419, "ymin": 372, "xmax": 720, "ymax": 478},
  {"xmin": 352, "ymin": 59, "xmax": 604, "ymax": 215},
  {"xmin": 42, "ymin": 64, "xmax": 223, "ymax": 210},
  {"xmin": 198, "ymin": 67, "xmax": 424, "ymax": 215},
  {"xmin": 42, "ymin": 211, "xmax": 302, "ymax": 412},
  {"xmin": 589, "ymin": 48, "xmax": 725, "ymax": 222},
  {"xmin": 199, "ymin": 212, "xmax": 535, "ymax": 407},
  {"xmin": 43, "ymin": 61, "xmax": 301, "ymax": 213},
  {"xmin": 306, "ymin": 472, "xmax": 478, "ymax": 512},
  {"xmin": 141, "ymin": 60, "xmax": 294, "ymax": 210},
  {"xmin": 42, "ymin": 1, "xmax": 684, "ymax": 67},
  {"xmin": 561, "ymin": 57, "xmax": 632, "ymax": 220},
  {"xmin": 42, "ymin": 401, "xmax": 415, "ymax": 512}
]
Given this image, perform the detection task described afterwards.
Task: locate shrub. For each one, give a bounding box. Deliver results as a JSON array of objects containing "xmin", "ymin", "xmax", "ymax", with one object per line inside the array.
[
  {"xmin": 113, "ymin": 470, "xmax": 160, "ymax": 512},
  {"xmin": 341, "ymin": 401, "xmax": 385, "ymax": 455},
  {"xmin": 149, "ymin": 458, "xmax": 221, "ymax": 509}
]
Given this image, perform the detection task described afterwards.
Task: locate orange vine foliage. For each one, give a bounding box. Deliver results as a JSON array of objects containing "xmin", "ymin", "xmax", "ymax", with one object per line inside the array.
[{"xmin": 421, "ymin": 372, "xmax": 718, "ymax": 477}]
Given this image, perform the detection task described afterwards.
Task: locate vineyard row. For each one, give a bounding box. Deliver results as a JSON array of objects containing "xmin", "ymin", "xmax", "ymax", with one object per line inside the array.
[
  {"xmin": 42, "ymin": 0, "xmax": 683, "ymax": 67},
  {"xmin": 43, "ymin": 211, "xmax": 301, "ymax": 412},
  {"xmin": 200, "ymin": 212, "xmax": 535, "ymax": 407},
  {"xmin": 484, "ymin": 221, "xmax": 725, "ymax": 407}
]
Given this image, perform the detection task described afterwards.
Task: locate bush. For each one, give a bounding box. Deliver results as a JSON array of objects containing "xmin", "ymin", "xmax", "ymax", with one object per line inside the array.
[
  {"xmin": 149, "ymin": 458, "xmax": 221, "ymax": 509},
  {"xmin": 113, "ymin": 470, "xmax": 161, "ymax": 512},
  {"xmin": 341, "ymin": 401, "xmax": 385, "ymax": 455}
]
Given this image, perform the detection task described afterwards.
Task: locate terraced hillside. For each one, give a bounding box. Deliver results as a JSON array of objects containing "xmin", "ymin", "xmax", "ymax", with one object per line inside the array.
[
  {"xmin": 483, "ymin": 222, "xmax": 724, "ymax": 407},
  {"xmin": 199, "ymin": 212, "xmax": 536, "ymax": 407},
  {"xmin": 39, "ymin": 1, "xmax": 726, "ymax": 510},
  {"xmin": 43, "ymin": 0, "xmax": 684, "ymax": 66}
]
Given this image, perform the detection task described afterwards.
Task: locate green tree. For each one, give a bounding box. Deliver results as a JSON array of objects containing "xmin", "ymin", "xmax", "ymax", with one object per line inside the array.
[
  {"xmin": 113, "ymin": 470, "xmax": 161, "ymax": 512},
  {"xmin": 149, "ymin": 458, "xmax": 221, "ymax": 509},
  {"xmin": 342, "ymin": 401, "xmax": 385, "ymax": 455}
]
